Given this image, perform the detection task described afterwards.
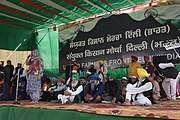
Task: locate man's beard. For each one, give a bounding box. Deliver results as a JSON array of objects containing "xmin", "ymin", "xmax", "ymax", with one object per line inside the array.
[
  {"xmin": 57, "ymin": 82, "xmax": 62, "ymax": 86},
  {"xmin": 90, "ymin": 81, "xmax": 97, "ymax": 91},
  {"xmin": 71, "ymin": 81, "xmax": 78, "ymax": 88}
]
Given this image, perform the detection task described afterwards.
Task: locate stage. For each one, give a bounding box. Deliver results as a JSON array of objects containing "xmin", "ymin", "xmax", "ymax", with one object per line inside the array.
[{"xmin": 0, "ymin": 100, "xmax": 180, "ymax": 120}]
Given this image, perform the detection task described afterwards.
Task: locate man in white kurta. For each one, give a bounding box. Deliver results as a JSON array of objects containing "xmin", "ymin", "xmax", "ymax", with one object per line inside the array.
[
  {"xmin": 57, "ymin": 75, "xmax": 83, "ymax": 104},
  {"xmin": 126, "ymin": 79, "xmax": 152, "ymax": 105},
  {"xmin": 125, "ymin": 68, "xmax": 153, "ymax": 106},
  {"xmin": 159, "ymin": 62, "xmax": 180, "ymax": 100}
]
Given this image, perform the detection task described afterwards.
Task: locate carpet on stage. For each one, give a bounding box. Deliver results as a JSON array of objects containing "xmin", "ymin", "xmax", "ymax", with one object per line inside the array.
[{"xmin": 0, "ymin": 99, "xmax": 180, "ymax": 120}]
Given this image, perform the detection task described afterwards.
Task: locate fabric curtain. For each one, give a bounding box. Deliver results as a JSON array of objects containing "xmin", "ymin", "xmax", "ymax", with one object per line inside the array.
[{"xmin": 35, "ymin": 28, "xmax": 59, "ymax": 76}]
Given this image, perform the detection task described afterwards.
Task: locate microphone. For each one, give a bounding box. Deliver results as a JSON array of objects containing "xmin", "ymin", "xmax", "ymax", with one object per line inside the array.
[{"xmin": 27, "ymin": 55, "xmax": 31, "ymax": 59}]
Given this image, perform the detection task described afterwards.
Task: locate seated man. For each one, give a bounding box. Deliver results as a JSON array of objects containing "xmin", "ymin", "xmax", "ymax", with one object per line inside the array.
[
  {"xmin": 49, "ymin": 77, "xmax": 66, "ymax": 101},
  {"xmin": 57, "ymin": 75, "xmax": 83, "ymax": 104},
  {"xmin": 79, "ymin": 75, "xmax": 88, "ymax": 103},
  {"xmin": 121, "ymin": 77, "xmax": 128, "ymax": 98},
  {"xmin": 88, "ymin": 64, "xmax": 96, "ymax": 75},
  {"xmin": 84, "ymin": 74, "xmax": 104, "ymax": 103},
  {"xmin": 41, "ymin": 78, "xmax": 53, "ymax": 101},
  {"xmin": 150, "ymin": 76, "xmax": 161, "ymax": 100},
  {"xmin": 102, "ymin": 71, "xmax": 124, "ymax": 104},
  {"xmin": 127, "ymin": 76, "xmax": 138, "ymax": 85},
  {"xmin": 66, "ymin": 70, "xmax": 78, "ymax": 86},
  {"xmin": 42, "ymin": 77, "xmax": 66, "ymax": 101},
  {"xmin": 125, "ymin": 68, "xmax": 154, "ymax": 106}
]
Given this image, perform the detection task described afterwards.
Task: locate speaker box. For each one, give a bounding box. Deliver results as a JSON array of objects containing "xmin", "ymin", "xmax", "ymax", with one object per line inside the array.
[
  {"xmin": 65, "ymin": 65, "xmax": 73, "ymax": 81},
  {"xmin": 153, "ymin": 56, "xmax": 167, "ymax": 67}
]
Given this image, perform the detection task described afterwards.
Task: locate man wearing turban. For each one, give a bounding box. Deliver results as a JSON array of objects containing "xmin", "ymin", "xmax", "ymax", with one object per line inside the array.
[
  {"xmin": 84, "ymin": 74, "xmax": 104, "ymax": 103},
  {"xmin": 124, "ymin": 68, "xmax": 154, "ymax": 106},
  {"xmin": 98, "ymin": 60, "xmax": 108, "ymax": 84},
  {"xmin": 121, "ymin": 56, "xmax": 142, "ymax": 79},
  {"xmin": 143, "ymin": 56, "xmax": 155, "ymax": 76},
  {"xmin": 156, "ymin": 61, "xmax": 180, "ymax": 100},
  {"xmin": 102, "ymin": 71, "xmax": 124, "ymax": 104},
  {"xmin": 57, "ymin": 75, "xmax": 83, "ymax": 104}
]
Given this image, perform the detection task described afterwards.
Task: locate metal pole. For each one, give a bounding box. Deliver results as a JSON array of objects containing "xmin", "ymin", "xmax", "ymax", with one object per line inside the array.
[{"xmin": 13, "ymin": 68, "xmax": 21, "ymax": 104}]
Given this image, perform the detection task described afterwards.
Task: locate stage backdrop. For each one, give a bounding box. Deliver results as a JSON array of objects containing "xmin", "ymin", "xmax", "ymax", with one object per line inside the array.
[{"xmin": 59, "ymin": 5, "xmax": 180, "ymax": 73}]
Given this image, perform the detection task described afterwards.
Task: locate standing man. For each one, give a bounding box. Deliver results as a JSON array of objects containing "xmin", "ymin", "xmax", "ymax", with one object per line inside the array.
[
  {"xmin": 98, "ymin": 60, "xmax": 108, "ymax": 84},
  {"xmin": 26, "ymin": 50, "xmax": 43, "ymax": 103},
  {"xmin": 0, "ymin": 61, "xmax": 4, "ymax": 72},
  {"xmin": 11, "ymin": 62, "xmax": 26, "ymax": 99},
  {"xmin": 142, "ymin": 56, "xmax": 154, "ymax": 76},
  {"xmin": 3, "ymin": 60, "xmax": 14, "ymax": 100},
  {"xmin": 0, "ymin": 72, "xmax": 5, "ymax": 100},
  {"xmin": 157, "ymin": 62, "xmax": 180, "ymax": 100},
  {"xmin": 121, "ymin": 56, "xmax": 142, "ymax": 79}
]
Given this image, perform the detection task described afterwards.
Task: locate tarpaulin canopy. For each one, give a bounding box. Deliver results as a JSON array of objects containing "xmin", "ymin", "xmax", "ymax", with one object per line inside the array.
[
  {"xmin": 0, "ymin": 0, "xmax": 152, "ymax": 51},
  {"xmin": 0, "ymin": 0, "xmax": 151, "ymax": 30}
]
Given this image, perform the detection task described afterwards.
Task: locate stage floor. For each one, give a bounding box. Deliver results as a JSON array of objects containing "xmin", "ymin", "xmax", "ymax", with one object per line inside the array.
[{"xmin": 0, "ymin": 99, "xmax": 180, "ymax": 119}]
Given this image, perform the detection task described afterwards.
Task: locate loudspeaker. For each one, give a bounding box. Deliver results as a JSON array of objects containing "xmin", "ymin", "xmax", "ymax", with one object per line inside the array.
[
  {"xmin": 65, "ymin": 65, "xmax": 73, "ymax": 81},
  {"xmin": 153, "ymin": 56, "xmax": 167, "ymax": 67}
]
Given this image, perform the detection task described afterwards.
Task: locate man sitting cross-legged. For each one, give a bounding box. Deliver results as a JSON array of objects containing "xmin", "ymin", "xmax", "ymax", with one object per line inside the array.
[
  {"xmin": 102, "ymin": 71, "xmax": 124, "ymax": 104},
  {"xmin": 124, "ymin": 68, "xmax": 154, "ymax": 106},
  {"xmin": 57, "ymin": 75, "xmax": 83, "ymax": 104},
  {"xmin": 84, "ymin": 74, "xmax": 104, "ymax": 103}
]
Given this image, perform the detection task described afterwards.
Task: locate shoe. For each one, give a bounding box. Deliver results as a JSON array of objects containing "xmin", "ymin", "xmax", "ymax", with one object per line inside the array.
[
  {"xmin": 101, "ymin": 101, "xmax": 111, "ymax": 104},
  {"xmin": 62, "ymin": 99, "xmax": 68, "ymax": 104},
  {"xmin": 29, "ymin": 100, "xmax": 38, "ymax": 103},
  {"xmin": 152, "ymin": 104, "xmax": 159, "ymax": 107},
  {"xmin": 29, "ymin": 101, "xmax": 35, "ymax": 103},
  {"xmin": 117, "ymin": 101, "xmax": 122, "ymax": 105},
  {"xmin": 123, "ymin": 102, "xmax": 131, "ymax": 105},
  {"xmin": 50, "ymin": 100, "xmax": 62, "ymax": 103},
  {"xmin": 65, "ymin": 99, "xmax": 71, "ymax": 104},
  {"xmin": 34, "ymin": 100, "xmax": 38, "ymax": 103}
]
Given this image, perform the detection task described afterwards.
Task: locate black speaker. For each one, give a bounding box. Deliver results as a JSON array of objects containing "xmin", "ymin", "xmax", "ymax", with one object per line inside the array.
[
  {"xmin": 153, "ymin": 56, "xmax": 167, "ymax": 67},
  {"xmin": 65, "ymin": 65, "xmax": 73, "ymax": 81}
]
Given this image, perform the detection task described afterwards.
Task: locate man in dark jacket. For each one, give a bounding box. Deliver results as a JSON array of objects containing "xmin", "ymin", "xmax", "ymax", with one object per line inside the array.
[
  {"xmin": 0, "ymin": 61, "xmax": 4, "ymax": 72},
  {"xmin": 102, "ymin": 71, "xmax": 124, "ymax": 104},
  {"xmin": 84, "ymin": 74, "xmax": 104, "ymax": 103},
  {"xmin": 3, "ymin": 60, "xmax": 14, "ymax": 100}
]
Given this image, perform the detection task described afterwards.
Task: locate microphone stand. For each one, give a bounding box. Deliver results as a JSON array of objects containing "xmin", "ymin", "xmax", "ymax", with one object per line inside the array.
[
  {"xmin": 66, "ymin": 58, "xmax": 72, "ymax": 86},
  {"xmin": 13, "ymin": 58, "xmax": 27, "ymax": 105},
  {"xmin": 13, "ymin": 68, "xmax": 21, "ymax": 104}
]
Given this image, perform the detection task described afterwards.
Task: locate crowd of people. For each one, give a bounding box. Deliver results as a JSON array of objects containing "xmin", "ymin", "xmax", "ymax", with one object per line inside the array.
[{"xmin": 0, "ymin": 50, "xmax": 180, "ymax": 106}]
